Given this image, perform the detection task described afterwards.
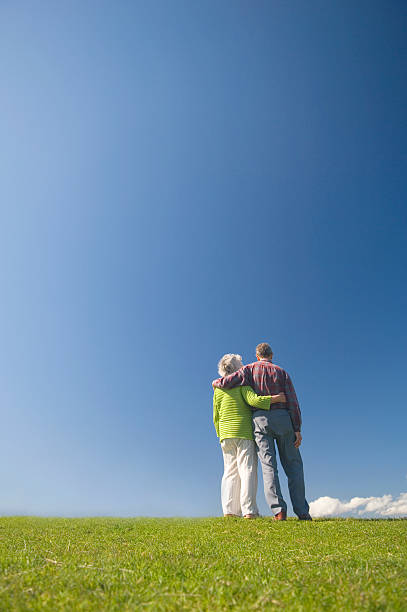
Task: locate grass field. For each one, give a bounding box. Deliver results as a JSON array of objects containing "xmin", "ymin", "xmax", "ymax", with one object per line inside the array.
[{"xmin": 0, "ymin": 517, "xmax": 406, "ymax": 611}]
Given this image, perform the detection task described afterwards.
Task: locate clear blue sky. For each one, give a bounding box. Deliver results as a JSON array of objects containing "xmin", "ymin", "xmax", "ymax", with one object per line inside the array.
[{"xmin": 1, "ymin": 1, "xmax": 406, "ymax": 516}]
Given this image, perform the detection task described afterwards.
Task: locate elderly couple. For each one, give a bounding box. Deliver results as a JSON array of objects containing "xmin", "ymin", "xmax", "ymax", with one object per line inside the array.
[{"xmin": 212, "ymin": 342, "xmax": 311, "ymax": 520}]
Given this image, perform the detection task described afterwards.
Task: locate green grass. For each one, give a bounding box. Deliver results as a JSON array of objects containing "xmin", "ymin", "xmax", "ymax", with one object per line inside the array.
[{"xmin": 0, "ymin": 517, "xmax": 406, "ymax": 611}]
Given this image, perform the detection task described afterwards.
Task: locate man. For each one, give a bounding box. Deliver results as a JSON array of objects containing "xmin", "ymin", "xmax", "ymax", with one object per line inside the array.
[{"xmin": 212, "ymin": 342, "xmax": 311, "ymax": 521}]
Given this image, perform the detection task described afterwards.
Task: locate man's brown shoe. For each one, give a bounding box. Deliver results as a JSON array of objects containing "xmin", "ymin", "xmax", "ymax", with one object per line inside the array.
[
  {"xmin": 273, "ymin": 510, "xmax": 287, "ymax": 521},
  {"xmin": 298, "ymin": 514, "xmax": 312, "ymax": 521}
]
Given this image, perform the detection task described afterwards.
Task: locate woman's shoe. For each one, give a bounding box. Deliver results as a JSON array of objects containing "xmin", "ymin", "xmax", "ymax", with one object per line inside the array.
[{"xmin": 243, "ymin": 514, "xmax": 258, "ymax": 519}]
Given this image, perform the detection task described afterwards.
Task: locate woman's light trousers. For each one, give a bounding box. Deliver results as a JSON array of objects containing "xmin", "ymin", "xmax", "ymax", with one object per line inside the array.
[{"xmin": 220, "ymin": 438, "xmax": 258, "ymax": 516}]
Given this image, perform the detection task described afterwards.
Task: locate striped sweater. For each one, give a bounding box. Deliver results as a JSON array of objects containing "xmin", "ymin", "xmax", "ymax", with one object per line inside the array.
[{"xmin": 213, "ymin": 386, "xmax": 272, "ymax": 442}]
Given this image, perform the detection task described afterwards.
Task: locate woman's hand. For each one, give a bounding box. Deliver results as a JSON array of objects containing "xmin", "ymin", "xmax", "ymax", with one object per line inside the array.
[{"xmin": 271, "ymin": 392, "xmax": 286, "ymax": 404}]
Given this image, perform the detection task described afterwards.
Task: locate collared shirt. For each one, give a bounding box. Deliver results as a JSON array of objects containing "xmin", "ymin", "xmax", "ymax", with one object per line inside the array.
[{"xmin": 213, "ymin": 359, "xmax": 302, "ymax": 432}]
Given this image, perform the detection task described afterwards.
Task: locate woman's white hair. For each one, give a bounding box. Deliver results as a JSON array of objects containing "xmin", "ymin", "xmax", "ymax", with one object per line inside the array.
[{"xmin": 218, "ymin": 353, "xmax": 243, "ymax": 377}]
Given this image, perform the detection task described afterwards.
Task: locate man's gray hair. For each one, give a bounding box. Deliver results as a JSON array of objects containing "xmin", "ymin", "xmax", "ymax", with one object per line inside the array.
[
  {"xmin": 218, "ymin": 353, "xmax": 243, "ymax": 377},
  {"xmin": 256, "ymin": 342, "xmax": 273, "ymax": 358}
]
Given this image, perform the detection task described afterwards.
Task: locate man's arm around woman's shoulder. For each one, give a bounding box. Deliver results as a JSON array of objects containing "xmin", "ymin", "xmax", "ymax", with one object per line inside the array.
[{"xmin": 212, "ymin": 365, "xmax": 251, "ymax": 389}]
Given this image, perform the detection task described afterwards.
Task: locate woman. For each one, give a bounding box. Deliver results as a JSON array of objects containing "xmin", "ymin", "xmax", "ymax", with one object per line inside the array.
[{"xmin": 213, "ymin": 353, "xmax": 286, "ymax": 518}]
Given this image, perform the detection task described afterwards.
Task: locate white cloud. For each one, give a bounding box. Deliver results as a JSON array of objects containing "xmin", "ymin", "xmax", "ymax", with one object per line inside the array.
[
  {"xmin": 381, "ymin": 493, "xmax": 407, "ymax": 516},
  {"xmin": 309, "ymin": 492, "xmax": 407, "ymax": 518}
]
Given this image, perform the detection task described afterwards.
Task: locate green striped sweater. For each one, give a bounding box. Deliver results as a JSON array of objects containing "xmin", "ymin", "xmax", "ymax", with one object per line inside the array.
[{"xmin": 213, "ymin": 386, "xmax": 272, "ymax": 442}]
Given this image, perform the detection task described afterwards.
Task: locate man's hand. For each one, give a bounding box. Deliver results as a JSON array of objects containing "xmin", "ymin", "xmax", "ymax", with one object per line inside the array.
[
  {"xmin": 212, "ymin": 379, "xmax": 220, "ymax": 388},
  {"xmin": 270, "ymin": 392, "xmax": 286, "ymax": 404},
  {"xmin": 294, "ymin": 432, "xmax": 302, "ymax": 448}
]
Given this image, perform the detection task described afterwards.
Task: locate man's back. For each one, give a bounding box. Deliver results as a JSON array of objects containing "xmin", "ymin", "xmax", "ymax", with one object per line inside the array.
[
  {"xmin": 242, "ymin": 360, "xmax": 286, "ymax": 396},
  {"xmin": 213, "ymin": 359, "xmax": 301, "ymax": 432}
]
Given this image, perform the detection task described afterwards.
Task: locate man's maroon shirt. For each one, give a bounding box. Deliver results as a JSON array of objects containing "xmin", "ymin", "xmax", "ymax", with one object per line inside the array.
[{"xmin": 213, "ymin": 359, "xmax": 302, "ymax": 432}]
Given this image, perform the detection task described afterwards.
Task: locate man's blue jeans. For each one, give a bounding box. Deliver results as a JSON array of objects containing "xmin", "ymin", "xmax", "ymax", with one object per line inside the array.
[{"xmin": 252, "ymin": 409, "xmax": 309, "ymax": 517}]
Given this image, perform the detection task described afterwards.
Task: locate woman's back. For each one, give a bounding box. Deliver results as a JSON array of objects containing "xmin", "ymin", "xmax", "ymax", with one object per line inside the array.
[{"xmin": 213, "ymin": 386, "xmax": 254, "ymax": 442}]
